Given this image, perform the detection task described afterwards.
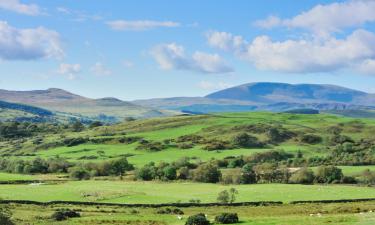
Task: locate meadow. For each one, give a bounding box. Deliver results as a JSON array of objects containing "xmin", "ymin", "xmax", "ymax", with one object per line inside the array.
[{"xmin": 1, "ymin": 181, "xmax": 375, "ymax": 204}]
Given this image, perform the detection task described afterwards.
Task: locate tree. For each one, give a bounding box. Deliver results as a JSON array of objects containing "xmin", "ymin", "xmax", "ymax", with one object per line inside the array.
[
  {"xmin": 217, "ymin": 190, "xmax": 230, "ymax": 203},
  {"xmin": 315, "ymin": 165, "xmax": 343, "ymax": 183},
  {"xmin": 228, "ymin": 188, "xmax": 238, "ymax": 203},
  {"xmin": 289, "ymin": 168, "xmax": 315, "ymax": 184},
  {"xmin": 162, "ymin": 165, "xmax": 177, "ymax": 180},
  {"xmin": 109, "ymin": 157, "xmax": 134, "ymax": 177},
  {"xmin": 193, "ymin": 163, "xmax": 222, "ymax": 183},
  {"xmin": 136, "ymin": 164, "xmax": 156, "ymax": 181},
  {"xmin": 240, "ymin": 164, "xmax": 257, "ymax": 184},
  {"xmin": 185, "ymin": 213, "xmax": 210, "ymax": 225},
  {"xmin": 69, "ymin": 167, "xmax": 91, "ymax": 180}
]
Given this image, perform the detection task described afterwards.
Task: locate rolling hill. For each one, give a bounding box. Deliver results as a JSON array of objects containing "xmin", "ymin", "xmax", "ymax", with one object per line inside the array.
[{"xmin": 0, "ymin": 88, "xmax": 176, "ymax": 122}]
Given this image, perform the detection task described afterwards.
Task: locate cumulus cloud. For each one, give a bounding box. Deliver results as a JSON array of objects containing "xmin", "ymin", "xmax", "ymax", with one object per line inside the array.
[
  {"xmin": 106, "ymin": 20, "xmax": 180, "ymax": 31},
  {"xmin": 58, "ymin": 63, "xmax": 81, "ymax": 80},
  {"xmin": 0, "ymin": 0, "xmax": 42, "ymax": 15},
  {"xmin": 0, "ymin": 21, "xmax": 64, "ymax": 60},
  {"xmin": 91, "ymin": 62, "xmax": 112, "ymax": 76},
  {"xmin": 254, "ymin": 0, "xmax": 375, "ymax": 35},
  {"xmin": 358, "ymin": 59, "xmax": 375, "ymax": 75},
  {"xmin": 150, "ymin": 43, "xmax": 233, "ymax": 74},
  {"xmin": 197, "ymin": 81, "xmax": 232, "ymax": 90},
  {"xmin": 207, "ymin": 29, "xmax": 375, "ymax": 74}
]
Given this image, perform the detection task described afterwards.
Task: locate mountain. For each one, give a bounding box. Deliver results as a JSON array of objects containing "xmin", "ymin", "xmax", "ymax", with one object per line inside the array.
[
  {"xmin": 0, "ymin": 88, "xmax": 175, "ymax": 122},
  {"xmin": 206, "ymin": 82, "xmax": 369, "ymax": 104},
  {"xmin": 134, "ymin": 82, "xmax": 375, "ymax": 114}
]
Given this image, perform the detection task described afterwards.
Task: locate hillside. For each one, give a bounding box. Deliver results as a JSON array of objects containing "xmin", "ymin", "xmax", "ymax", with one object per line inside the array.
[{"xmin": 0, "ymin": 88, "xmax": 175, "ymax": 122}]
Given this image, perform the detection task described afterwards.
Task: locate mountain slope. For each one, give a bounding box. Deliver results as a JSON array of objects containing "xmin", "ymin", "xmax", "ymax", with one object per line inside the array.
[
  {"xmin": 206, "ymin": 82, "xmax": 369, "ymax": 104},
  {"xmin": 0, "ymin": 88, "xmax": 175, "ymax": 121},
  {"xmin": 134, "ymin": 82, "xmax": 375, "ymax": 114}
]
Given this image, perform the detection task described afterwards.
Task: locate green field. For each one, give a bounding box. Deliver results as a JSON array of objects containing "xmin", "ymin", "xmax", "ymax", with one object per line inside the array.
[
  {"xmin": 1, "ymin": 181, "xmax": 375, "ymax": 204},
  {"xmin": 5, "ymin": 201, "xmax": 375, "ymax": 225}
]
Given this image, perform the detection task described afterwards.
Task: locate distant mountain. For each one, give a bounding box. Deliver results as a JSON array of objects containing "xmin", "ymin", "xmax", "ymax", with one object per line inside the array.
[
  {"xmin": 0, "ymin": 88, "xmax": 175, "ymax": 122},
  {"xmin": 134, "ymin": 82, "xmax": 375, "ymax": 114},
  {"xmin": 206, "ymin": 82, "xmax": 370, "ymax": 104}
]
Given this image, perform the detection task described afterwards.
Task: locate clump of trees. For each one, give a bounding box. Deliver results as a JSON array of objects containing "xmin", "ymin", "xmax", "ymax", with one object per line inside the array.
[{"xmin": 70, "ymin": 157, "xmax": 134, "ymax": 180}]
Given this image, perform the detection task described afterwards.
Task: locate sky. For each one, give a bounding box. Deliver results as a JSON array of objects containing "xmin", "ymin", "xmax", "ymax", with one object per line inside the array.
[{"xmin": 1, "ymin": 0, "xmax": 375, "ymax": 100}]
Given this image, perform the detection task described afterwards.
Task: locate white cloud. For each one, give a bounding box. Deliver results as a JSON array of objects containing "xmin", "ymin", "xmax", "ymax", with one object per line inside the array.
[
  {"xmin": 358, "ymin": 59, "xmax": 375, "ymax": 75},
  {"xmin": 0, "ymin": 21, "xmax": 64, "ymax": 60},
  {"xmin": 57, "ymin": 7, "xmax": 103, "ymax": 22},
  {"xmin": 106, "ymin": 20, "xmax": 180, "ymax": 31},
  {"xmin": 253, "ymin": 15, "xmax": 282, "ymax": 29},
  {"xmin": 122, "ymin": 60, "xmax": 134, "ymax": 68},
  {"xmin": 150, "ymin": 43, "xmax": 233, "ymax": 74},
  {"xmin": 207, "ymin": 29, "xmax": 375, "ymax": 74},
  {"xmin": 91, "ymin": 62, "xmax": 112, "ymax": 76},
  {"xmin": 197, "ymin": 81, "xmax": 232, "ymax": 90},
  {"xmin": 206, "ymin": 31, "xmax": 246, "ymax": 52},
  {"xmin": 58, "ymin": 63, "xmax": 81, "ymax": 80},
  {"xmin": 254, "ymin": 0, "xmax": 375, "ymax": 35},
  {"xmin": 0, "ymin": 0, "xmax": 42, "ymax": 16}
]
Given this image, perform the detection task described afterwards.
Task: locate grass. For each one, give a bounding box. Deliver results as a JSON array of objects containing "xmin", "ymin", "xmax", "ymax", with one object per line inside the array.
[
  {"xmin": 6, "ymin": 200, "xmax": 375, "ymax": 225},
  {"xmin": 1, "ymin": 181, "xmax": 375, "ymax": 204},
  {"xmin": 0, "ymin": 172, "xmax": 35, "ymax": 181}
]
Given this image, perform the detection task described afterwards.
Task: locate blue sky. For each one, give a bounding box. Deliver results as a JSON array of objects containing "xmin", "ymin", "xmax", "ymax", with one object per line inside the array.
[{"xmin": 1, "ymin": 0, "xmax": 375, "ymax": 100}]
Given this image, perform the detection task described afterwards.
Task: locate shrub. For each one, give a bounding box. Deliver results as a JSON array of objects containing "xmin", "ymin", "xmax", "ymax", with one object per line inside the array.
[
  {"xmin": 299, "ymin": 134, "xmax": 322, "ymax": 144},
  {"xmin": 240, "ymin": 164, "xmax": 257, "ymax": 184},
  {"xmin": 232, "ymin": 133, "xmax": 263, "ymax": 148},
  {"xmin": 51, "ymin": 209, "xmax": 80, "ymax": 221},
  {"xmin": 136, "ymin": 164, "xmax": 156, "ymax": 181},
  {"xmin": 0, "ymin": 207, "xmax": 14, "ymax": 225},
  {"xmin": 157, "ymin": 207, "xmax": 184, "ymax": 215},
  {"xmin": 69, "ymin": 167, "xmax": 91, "ymax": 180},
  {"xmin": 193, "ymin": 163, "xmax": 221, "ymax": 183},
  {"xmin": 315, "ymin": 165, "xmax": 343, "ymax": 183},
  {"xmin": 185, "ymin": 213, "xmax": 209, "ymax": 225},
  {"xmin": 204, "ymin": 140, "xmax": 232, "ymax": 151},
  {"xmin": 289, "ymin": 168, "xmax": 315, "ymax": 184},
  {"xmin": 215, "ymin": 213, "xmax": 239, "ymax": 224}
]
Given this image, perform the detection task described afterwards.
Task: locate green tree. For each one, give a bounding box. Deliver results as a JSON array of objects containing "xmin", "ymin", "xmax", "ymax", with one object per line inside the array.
[
  {"xmin": 315, "ymin": 165, "xmax": 343, "ymax": 183},
  {"xmin": 193, "ymin": 163, "xmax": 222, "ymax": 183},
  {"xmin": 289, "ymin": 168, "xmax": 315, "ymax": 184}
]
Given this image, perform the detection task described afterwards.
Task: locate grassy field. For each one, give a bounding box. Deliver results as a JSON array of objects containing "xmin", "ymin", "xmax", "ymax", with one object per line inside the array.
[
  {"xmin": 5, "ymin": 201, "xmax": 375, "ymax": 225},
  {"xmin": 5, "ymin": 111, "xmax": 374, "ymax": 166},
  {"xmin": 1, "ymin": 181, "xmax": 375, "ymax": 204}
]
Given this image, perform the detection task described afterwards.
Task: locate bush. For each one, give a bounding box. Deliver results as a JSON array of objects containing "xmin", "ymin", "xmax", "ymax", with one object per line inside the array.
[
  {"xmin": 204, "ymin": 140, "xmax": 232, "ymax": 151},
  {"xmin": 289, "ymin": 168, "xmax": 315, "ymax": 184},
  {"xmin": 185, "ymin": 213, "xmax": 210, "ymax": 225},
  {"xmin": 0, "ymin": 207, "xmax": 14, "ymax": 225},
  {"xmin": 299, "ymin": 134, "xmax": 322, "ymax": 144},
  {"xmin": 193, "ymin": 163, "xmax": 221, "ymax": 183},
  {"xmin": 232, "ymin": 133, "xmax": 263, "ymax": 148},
  {"xmin": 51, "ymin": 209, "xmax": 80, "ymax": 221},
  {"xmin": 69, "ymin": 167, "xmax": 91, "ymax": 180},
  {"xmin": 217, "ymin": 188, "xmax": 238, "ymax": 204},
  {"xmin": 315, "ymin": 165, "xmax": 343, "ymax": 183},
  {"xmin": 157, "ymin": 207, "xmax": 184, "ymax": 215},
  {"xmin": 215, "ymin": 213, "xmax": 239, "ymax": 224}
]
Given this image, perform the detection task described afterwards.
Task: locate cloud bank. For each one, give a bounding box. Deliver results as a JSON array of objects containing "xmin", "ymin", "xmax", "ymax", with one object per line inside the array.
[
  {"xmin": 0, "ymin": 21, "xmax": 63, "ymax": 60},
  {"xmin": 151, "ymin": 43, "xmax": 233, "ymax": 74}
]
